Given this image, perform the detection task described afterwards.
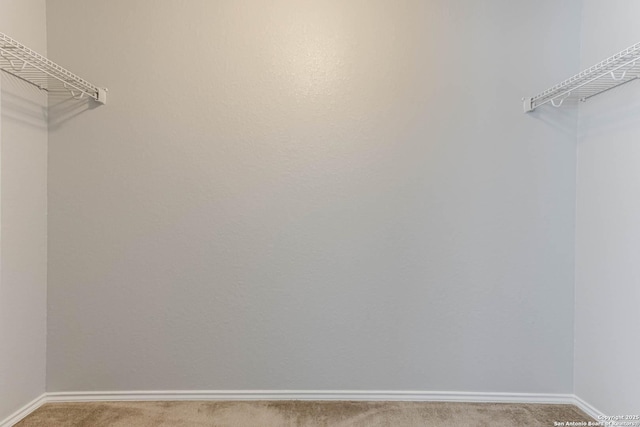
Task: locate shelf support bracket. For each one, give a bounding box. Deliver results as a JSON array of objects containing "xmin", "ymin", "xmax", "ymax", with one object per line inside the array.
[
  {"xmin": 96, "ymin": 88, "xmax": 107, "ymax": 105},
  {"xmin": 610, "ymin": 70, "xmax": 627, "ymax": 81},
  {"xmin": 523, "ymin": 97, "xmax": 534, "ymax": 113},
  {"xmin": 550, "ymin": 92, "xmax": 571, "ymax": 108}
]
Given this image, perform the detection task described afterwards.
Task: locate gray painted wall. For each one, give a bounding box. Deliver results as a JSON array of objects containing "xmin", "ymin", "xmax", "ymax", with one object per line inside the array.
[
  {"xmin": 0, "ymin": 0, "xmax": 48, "ymax": 420},
  {"xmin": 575, "ymin": 0, "xmax": 640, "ymax": 414},
  {"xmin": 46, "ymin": 0, "xmax": 581, "ymax": 393}
]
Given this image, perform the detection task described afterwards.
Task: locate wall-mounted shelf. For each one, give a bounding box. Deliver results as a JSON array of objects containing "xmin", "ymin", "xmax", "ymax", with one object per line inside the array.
[
  {"xmin": 524, "ymin": 41, "xmax": 640, "ymax": 112},
  {"xmin": 0, "ymin": 32, "xmax": 107, "ymax": 104}
]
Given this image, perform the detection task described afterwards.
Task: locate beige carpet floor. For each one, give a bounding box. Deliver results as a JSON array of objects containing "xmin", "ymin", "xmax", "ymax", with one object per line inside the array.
[{"xmin": 17, "ymin": 401, "xmax": 594, "ymax": 427}]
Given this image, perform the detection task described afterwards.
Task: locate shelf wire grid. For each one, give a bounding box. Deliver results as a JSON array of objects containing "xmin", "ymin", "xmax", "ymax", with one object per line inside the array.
[
  {"xmin": 527, "ymin": 41, "xmax": 640, "ymax": 111},
  {"xmin": 0, "ymin": 32, "xmax": 102, "ymax": 102}
]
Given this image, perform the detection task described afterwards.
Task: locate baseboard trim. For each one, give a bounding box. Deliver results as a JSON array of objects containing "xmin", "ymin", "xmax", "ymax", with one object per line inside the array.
[
  {"xmin": 3, "ymin": 391, "xmax": 605, "ymax": 426},
  {"xmin": 0, "ymin": 394, "xmax": 47, "ymax": 427},
  {"xmin": 572, "ymin": 395, "xmax": 606, "ymax": 420},
  {"xmin": 47, "ymin": 390, "xmax": 575, "ymax": 404}
]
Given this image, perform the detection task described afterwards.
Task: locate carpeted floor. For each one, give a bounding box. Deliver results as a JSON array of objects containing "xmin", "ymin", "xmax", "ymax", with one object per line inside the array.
[{"xmin": 16, "ymin": 401, "xmax": 594, "ymax": 426}]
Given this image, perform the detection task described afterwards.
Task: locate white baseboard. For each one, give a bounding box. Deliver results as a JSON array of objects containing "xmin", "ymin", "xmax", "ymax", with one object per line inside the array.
[
  {"xmin": 47, "ymin": 389, "xmax": 577, "ymax": 404},
  {"xmin": 3, "ymin": 390, "xmax": 605, "ymax": 426},
  {"xmin": 0, "ymin": 394, "xmax": 47, "ymax": 427},
  {"xmin": 572, "ymin": 395, "xmax": 607, "ymax": 421}
]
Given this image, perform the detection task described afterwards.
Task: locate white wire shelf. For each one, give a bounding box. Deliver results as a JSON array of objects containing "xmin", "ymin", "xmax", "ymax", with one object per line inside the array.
[
  {"xmin": 524, "ymin": 41, "xmax": 640, "ymax": 112},
  {"xmin": 0, "ymin": 32, "xmax": 107, "ymax": 104}
]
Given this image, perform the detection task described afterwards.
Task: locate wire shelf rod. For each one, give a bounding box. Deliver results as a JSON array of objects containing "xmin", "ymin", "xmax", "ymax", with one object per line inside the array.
[
  {"xmin": 0, "ymin": 32, "xmax": 107, "ymax": 104},
  {"xmin": 524, "ymin": 41, "xmax": 640, "ymax": 112},
  {"xmin": 0, "ymin": 46, "xmax": 95, "ymax": 99},
  {"xmin": 535, "ymin": 56, "xmax": 639, "ymax": 108}
]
